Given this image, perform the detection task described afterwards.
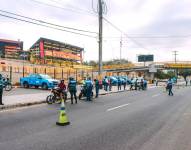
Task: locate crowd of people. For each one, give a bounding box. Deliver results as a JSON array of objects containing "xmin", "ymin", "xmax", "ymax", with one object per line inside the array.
[{"xmin": 0, "ymin": 73, "xmax": 183, "ymax": 105}]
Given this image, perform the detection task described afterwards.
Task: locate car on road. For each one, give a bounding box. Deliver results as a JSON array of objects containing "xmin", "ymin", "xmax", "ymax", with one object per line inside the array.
[{"xmin": 20, "ymin": 74, "xmax": 59, "ymax": 90}]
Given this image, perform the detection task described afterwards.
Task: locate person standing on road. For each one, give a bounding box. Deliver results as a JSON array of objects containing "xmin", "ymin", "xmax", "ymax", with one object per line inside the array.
[
  {"xmin": 85, "ymin": 77, "xmax": 93, "ymax": 101},
  {"xmin": 103, "ymin": 76, "xmax": 109, "ymax": 91},
  {"xmin": 130, "ymin": 78, "xmax": 134, "ymax": 90},
  {"xmin": 117, "ymin": 77, "xmax": 122, "ymax": 91},
  {"xmin": 167, "ymin": 78, "xmax": 173, "ymax": 96},
  {"xmin": 155, "ymin": 79, "xmax": 158, "ymax": 86},
  {"xmin": 68, "ymin": 77, "xmax": 77, "ymax": 104},
  {"xmin": 143, "ymin": 79, "xmax": 148, "ymax": 90},
  {"xmin": 135, "ymin": 78, "xmax": 138, "ymax": 90},
  {"xmin": 108, "ymin": 78, "xmax": 112, "ymax": 91},
  {"xmin": 122, "ymin": 79, "xmax": 126, "ymax": 90},
  {"xmin": 94, "ymin": 79, "xmax": 99, "ymax": 98},
  {"xmin": 0, "ymin": 74, "xmax": 4, "ymax": 105}
]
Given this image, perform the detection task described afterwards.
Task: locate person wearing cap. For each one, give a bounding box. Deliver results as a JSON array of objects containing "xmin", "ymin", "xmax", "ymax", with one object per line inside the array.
[
  {"xmin": 68, "ymin": 77, "xmax": 77, "ymax": 104},
  {"xmin": 0, "ymin": 74, "xmax": 4, "ymax": 105}
]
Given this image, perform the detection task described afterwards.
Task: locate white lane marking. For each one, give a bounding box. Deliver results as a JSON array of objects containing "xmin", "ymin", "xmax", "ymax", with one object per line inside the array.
[
  {"xmin": 152, "ymin": 94, "xmax": 160, "ymax": 98},
  {"xmin": 107, "ymin": 103, "xmax": 130, "ymax": 112}
]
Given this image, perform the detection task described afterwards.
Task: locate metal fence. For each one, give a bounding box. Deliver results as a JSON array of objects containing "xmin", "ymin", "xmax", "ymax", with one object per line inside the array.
[{"xmin": 0, "ymin": 63, "xmax": 94, "ymax": 85}]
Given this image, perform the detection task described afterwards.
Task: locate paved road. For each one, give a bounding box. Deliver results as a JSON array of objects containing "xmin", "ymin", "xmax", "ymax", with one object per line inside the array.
[{"xmin": 0, "ymin": 86, "xmax": 191, "ymax": 150}]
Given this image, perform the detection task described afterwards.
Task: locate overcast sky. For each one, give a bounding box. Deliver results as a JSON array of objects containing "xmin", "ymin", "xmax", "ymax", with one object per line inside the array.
[{"xmin": 0, "ymin": 0, "xmax": 191, "ymax": 62}]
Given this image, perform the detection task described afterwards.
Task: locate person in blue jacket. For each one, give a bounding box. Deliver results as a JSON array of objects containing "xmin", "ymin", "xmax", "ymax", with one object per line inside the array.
[
  {"xmin": 117, "ymin": 77, "xmax": 122, "ymax": 91},
  {"xmin": 68, "ymin": 77, "xmax": 77, "ymax": 104},
  {"xmin": 167, "ymin": 78, "xmax": 173, "ymax": 96},
  {"xmin": 85, "ymin": 77, "xmax": 93, "ymax": 101}
]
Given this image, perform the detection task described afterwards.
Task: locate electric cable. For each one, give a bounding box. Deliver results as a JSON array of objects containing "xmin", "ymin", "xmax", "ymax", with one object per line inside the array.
[
  {"xmin": 0, "ymin": 9, "xmax": 97, "ymax": 34},
  {"xmin": 0, "ymin": 13, "xmax": 97, "ymax": 38}
]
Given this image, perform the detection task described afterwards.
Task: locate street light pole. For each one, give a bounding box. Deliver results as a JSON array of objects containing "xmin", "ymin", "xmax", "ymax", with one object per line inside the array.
[
  {"xmin": 173, "ymin": 50, "xmax": 178, "ymax": 76},
  {"xmin": 22, "ymin": 51, "xmax": 26, "ymax": 77}
]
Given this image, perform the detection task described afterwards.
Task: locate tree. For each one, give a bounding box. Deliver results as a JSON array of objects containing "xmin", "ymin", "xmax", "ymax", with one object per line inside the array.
[
  {"xmin": 155, "ymin": 70, "xmax": 175, "ymax": 79},
  {"xmin": 83, "ymin": 59, "xmax": 131, "ymax": 66},
  {"xmin": 178, "ymin": 69, "xmax": 191, "ymax": 80}
]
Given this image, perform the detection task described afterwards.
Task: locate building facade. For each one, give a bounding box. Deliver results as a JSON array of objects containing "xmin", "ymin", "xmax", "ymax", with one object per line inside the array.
[
  {"xmin": 30, "ymin": 37, "xmax": 83, "ymax": 65},
  {"xmin": 0, "ymin": 39, "xmax": 23, "ymax": 59}
]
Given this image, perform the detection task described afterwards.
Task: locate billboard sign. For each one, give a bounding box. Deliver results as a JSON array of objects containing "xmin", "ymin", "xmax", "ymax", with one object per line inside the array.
[{"xmin": 138, "ymin": 55, "xmax": 154, "ymax": 62}]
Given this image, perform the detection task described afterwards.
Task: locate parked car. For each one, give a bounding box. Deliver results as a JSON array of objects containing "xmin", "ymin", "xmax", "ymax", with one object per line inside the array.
[
  {"xmin": 121, "ymin": 76, "xmax": 131, "ymax": 84},
  {"xmin": 109, "ymin": 76, "xmax": 118, "ymax": 85},
  {"xmin": 20, "ymin": 74, "xmax": 59, "ymax": 90}
]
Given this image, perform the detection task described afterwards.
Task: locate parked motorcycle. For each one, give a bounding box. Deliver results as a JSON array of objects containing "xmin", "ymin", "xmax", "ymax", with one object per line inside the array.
[
  {"xmin": 2, "ymin": 77, "xmax": 12, "ymax": 91},
  {"xmin": 79, "ymin": 85, "xmax": 93, "ymax": 100},
  {"xmin": 46, "ymin": 87, "xmax": 67, "ymax": 104}
]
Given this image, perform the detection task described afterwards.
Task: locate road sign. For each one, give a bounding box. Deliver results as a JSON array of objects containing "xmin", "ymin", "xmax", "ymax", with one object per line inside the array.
[
  {"xmin": 138, "ymin": 55, "xmax": 154, "ymax": 62},
  {"xmin": 149, "ymin": 64, "xmax": 157, "ymax": 73}
]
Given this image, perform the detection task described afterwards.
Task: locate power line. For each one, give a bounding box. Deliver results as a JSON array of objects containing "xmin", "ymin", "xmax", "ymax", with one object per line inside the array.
[
  {"xmin": 29, "ymin": 0, "xmax": 96, "ymax": 16},
  {"xmin": 48, "ymin": 0, "xmax": 94, "ymax": 15},
  {"xmin": 0, "ymin": 9, "xmax": 97, "ymax": 34},
  {"xmin": 103, "ymin": 34, "xmax": 191, "ymax": 39},
  {"xmin": 0, "ymin": 13, "xmax": 97, "ymax": 38}
]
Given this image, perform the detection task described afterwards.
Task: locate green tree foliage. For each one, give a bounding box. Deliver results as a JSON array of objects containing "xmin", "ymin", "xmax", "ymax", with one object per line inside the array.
[
  {"xmin": 83, "ymin": 59, "xmax": 131, "ymax": 66},
  {"xmin": 155, "ymin": 70, "xmax": 175, "ymax": 79},
  {"xmin": 178, "ymin": 69, "xmax": 191, "ymax": 80}
]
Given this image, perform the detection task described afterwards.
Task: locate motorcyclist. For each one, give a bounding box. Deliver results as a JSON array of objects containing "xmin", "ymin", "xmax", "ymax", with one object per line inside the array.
[
  {"xmin": 58, "ymin": 79, "xmax": 67, "ymax": 99},
  {"xmin": 68, "ymin": 77, "xmax": 77, "ymax": 104},
  {"xmin": 85, "ymin": 77, "xmax": 93, "ymax": 101}
]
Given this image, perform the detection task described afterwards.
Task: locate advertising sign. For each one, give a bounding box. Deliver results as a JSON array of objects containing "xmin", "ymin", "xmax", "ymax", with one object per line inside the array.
[
  {"xmin": 138, "ymin": 55, "xmax": 154, "ymax": 62},
  {"xmin": 40, "ymin": 41, "xmax": 45, "ymax": 58},
  {"xmin": 45, "ymin": 50, "xmax": 81, "ymax": 61}
]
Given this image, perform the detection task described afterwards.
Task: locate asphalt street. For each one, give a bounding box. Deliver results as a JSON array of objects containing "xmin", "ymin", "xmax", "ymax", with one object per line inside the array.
[{"xmin": 0, "ymin": 86, "xmax": 191, "ymax": 150}]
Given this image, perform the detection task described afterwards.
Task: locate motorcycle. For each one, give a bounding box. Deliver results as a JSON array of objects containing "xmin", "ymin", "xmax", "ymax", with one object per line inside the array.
[
  {"xmin": 79, "ymin": 85, "xmax": 93, "ymax": 100},
  {"xmin": 2, "ymin": 77, "xmax": 12, "ymax": 91},
  {"xmin": 46, "ymin": 87, "xmax": 67, "ymax": 104}
]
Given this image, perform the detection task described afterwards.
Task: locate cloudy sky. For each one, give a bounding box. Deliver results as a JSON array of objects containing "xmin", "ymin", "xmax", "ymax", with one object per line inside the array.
[{"xmin": 0, "ymin": 0, "xmax": 191, "ymax": 62}]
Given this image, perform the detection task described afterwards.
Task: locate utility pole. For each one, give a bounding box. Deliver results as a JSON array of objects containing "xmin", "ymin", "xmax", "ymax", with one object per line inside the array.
[
  {"xmin": 173, "ymin": 50, "xmax": 178, "ymax": 63},
  {"xmin": 173, "ymin": 50, "xmax": 178, "ymax": 76},
  {"xmin": 120, "ymin": 36, "xmax": 122, "ymax": 60},
  {"xmin": 98, "ymin": 0, "xmax": 103, "ymax": 75}
]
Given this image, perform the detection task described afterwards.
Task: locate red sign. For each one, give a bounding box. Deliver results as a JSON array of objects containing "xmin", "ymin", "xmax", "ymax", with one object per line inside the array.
[{"xmin": 40, "ymin": 41, "xmax": 44, "ymax": 58}]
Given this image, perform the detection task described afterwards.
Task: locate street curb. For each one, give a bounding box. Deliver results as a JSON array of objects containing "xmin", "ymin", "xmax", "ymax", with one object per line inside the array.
[
  {"xmin": 0, "ymin": 89, "xmax": 130, "ymax": 111},
  {"xmin": 0, "ymin": 86, "xmax": 156, "ymax": 111},
  {"xmin": 0, "ymin": 101, "xmax": 46, "ymax": 111}
]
